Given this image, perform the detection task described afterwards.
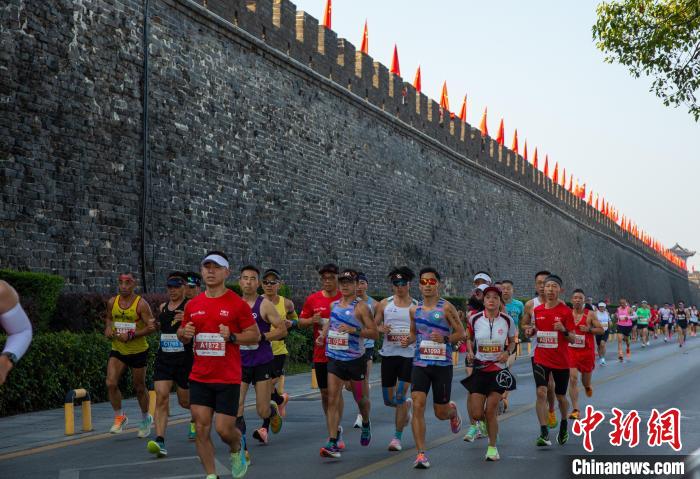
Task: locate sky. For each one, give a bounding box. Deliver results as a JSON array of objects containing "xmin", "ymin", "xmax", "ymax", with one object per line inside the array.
[{"xmin": 291, "ymin": 0, "xmax": 700, "ymax": 270}]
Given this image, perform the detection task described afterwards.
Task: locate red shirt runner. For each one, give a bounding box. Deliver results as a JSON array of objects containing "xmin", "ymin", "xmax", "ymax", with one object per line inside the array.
[
  {"xmin": 184, "ymin": 290, "xmax": 256, "ymax": 384},
  {"xmin": 533, "ymin": 302, "xmax": 575, "ymax": 369},
  {"xmin": 300, "ymin": 290, "xmax": 342, "ymax": 364},
  {"xmin": 568, "ymin": 308, "xmax": 595, "ymax": 373}
]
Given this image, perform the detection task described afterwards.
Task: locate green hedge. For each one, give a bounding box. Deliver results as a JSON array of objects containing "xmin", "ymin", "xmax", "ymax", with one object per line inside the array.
[
  {"xmin": 0, "ymin": 270, "xmax": 64, "ymax": 332},
  {"xmin": 225, "ymin": 281, "xmax": 292, "ymax": 298}
]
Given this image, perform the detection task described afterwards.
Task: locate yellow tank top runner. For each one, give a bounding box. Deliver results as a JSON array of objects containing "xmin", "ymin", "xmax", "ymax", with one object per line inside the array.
[
  {"xmin": 271, "ymin": 296, "xmax": 297, "ymax": 356},
  {"xmin": 111, "ymin": 295, "xmax": 148, "ymax": 355}
]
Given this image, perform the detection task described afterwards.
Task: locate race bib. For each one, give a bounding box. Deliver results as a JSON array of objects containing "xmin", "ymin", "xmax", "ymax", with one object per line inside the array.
[
  {"xmin": 194, "ymin": 333, "xmax": 226, "ymax": 356},
  {"xmin": 569, "ymin": 334, "xmax": 586, "ymax": 349},
  {"xmin": 327, "ymin": 330, "xmax": 349, "ymax": 350},
  {"xmin": 477, "ymin": 339, "xmax": 504, "ymax": 360},
  {"xmin": 419, "ymin": 340, "xmax": 447, "ymax": 361},
  {"xmin": 114, "ymin": 321, "xmax": 136, "ymax": 335},
  {"xmin": 160, "ymin": 333, "xmax": 184, "ymax": 353},
  {"xmin": 386, "ymin": 327, "xmax": 410, "ymax": 345},
  {"xmin": 536, "ymin": 331, "xmax": 558, "ymax": 348},
  {"xmin": 239, "ymin": 344, "xmax": 259, "ymax": 351}
]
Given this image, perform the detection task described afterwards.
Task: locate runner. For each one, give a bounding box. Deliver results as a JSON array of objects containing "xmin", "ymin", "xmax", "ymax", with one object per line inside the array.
[
  {"xmin": 409, "ymin": 267, "xmax": 466, "ymax": 469},
  {"xmin": 463, "ymin": 276, "xmax": 490, "ymax": 441},
  {"xmin": 261, "ymin": 269, "xmax": 296, "ymax": 420},
  {"xmin": 319, "ymin": 269, "xmax": 378, "ymax": 459},
  {"xmin": 690, "ymin": 305, "xmax": 698, "ymax": 337},
  {"xmin": 177, "ymin": 251, "xmax": 260, "ymax": 478},
  {"xmin": 650, "ymin": 304, "xmax": 660, "ymax": 340},
  {"xmin": 636, "ymin": 301, "xmax": 651, "ymax": 347},
  {"xmin": 463, "ymin": 286, "xmax": 517, "ymax": 461},
  {"xmin": 567, "ymin": 290, "xmax": 604, "ymax": 420},
  {"xmin": 185, "ymin": 272, "xmax": 202, "ymax": 299},
  {"xmin": 631, "ymin": 303, "xmax": 639, "ymax": 343},
  {"xmin": 104, "ymin": 272, "xmax": 156, "ymax": 436},
  {"xmin": 520, "ymin": 270, "xmax": 559, "ymax": 430},
  {"xmin": 675, "ymin": 300, "xmax": 689, "ymax": 348},
  {"xmin": 0, "ymin": 280, "xmax": 33, "ymax": 386},
  {"xmin": 615, "ymin": 298, "xmax": 633, "ymax": 362},
  {"xmin": 299, "ymin": 264, "xmax": 344, "ymax": 449},
  {"xmin": 375, "ymin": 266, "xmax": 416, "ymax": 452},
  {"xmin": 236, "ymin": 265, "xmax": 286, "ymax": 454},
  {"xmin": 500, "ymin": 279, "xmax": 523, "ymax": 413},
  {"xmin": 354, "ymin": 271, "xmax": 376, "ymax": 429},
  {"xmin": 147, "ymin": 272, "xmax": 195, "ymax": 458},
  {"xmin": 659, "ymin": 302, "xmax": 673, "ymax": 342},
  {"xmin": 594, "ymin": 302, "xmax": 610, "ymax": 365},
  {"xmin": 524, "ymin": 274, "xmax": 576, "ymax": 447}
]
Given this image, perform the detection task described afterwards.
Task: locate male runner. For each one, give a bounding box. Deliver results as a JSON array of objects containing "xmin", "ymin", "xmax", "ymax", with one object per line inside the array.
[
  {"xmin": 178, "ymin": 251, "xmax": 260, "ymax": 479},
  {"xmin": 104, "ymin": 272, "xmax": 156, "ymax": 436},
  {"xmin": 0, "ymin": 281, "xmax": 33, "ymax": 386},
  {"xmin": 375, "ymin": 266, "xmax": 416, "ymax": 451},
  {"xmin": 675, "ymin": 300, "xmax": 689, "ymax": 348},
  {"xmin": 409, "ymin": 267, "xmax": 466, "ymax": 469},
  {"xmin": 147, "ymin": 272, "xmax": 195, "ymax": 458},
  {"xmin": 261, "ymin": 269, "xmax": 296, "ymax": 418},
  {"xmin": 659, "ymin": 303, "xmax": 673, "ymax": 341},
  {"xmin": 524, "ymin": 274, "xmax": 575, "ymax": 447},
  {"xmin": 500, "ymin": 279, "xmax": 523, "ymax": 412},
  {"xmin": 237, "ymin": 265, "xmax": 286, "ymax": 452},
  {"xmin": 690, "ymin": 305, "xmax": 698, "ymax": 337},
  {"xmin": 520, "ymin": 270, "xmax": 558, "ymax": 429},
  {"xmin": 615, "ymin": 298, "xmax": 633, "ymax": 361},
  {"xmin": 299, "ymin": 264, "xmax": 344, "ymax": 448},
  {"xmin": 185, "ymin": 272, "xmax": 202, "ymax": 299},
  {"xmin": 319, "ymin": 269, "xmax": 378, "ymax": 458},
  {"xmin": 354, "ymin": 271, "xmax": 377, "ymax": 429},
  {"xmin": 595, "ymin": 302, "xmax": 610, "ymax": 365},
  {"xmin": 636, "ymin": 301, "xmax": 651, "ymax": 347},
  {"xmin": 650, "ymin": 304, "xmax": 660, "ymax": 340},
  {"xmin": 567, "ymin": 290, "xmax": 603, "ymax": 420}
]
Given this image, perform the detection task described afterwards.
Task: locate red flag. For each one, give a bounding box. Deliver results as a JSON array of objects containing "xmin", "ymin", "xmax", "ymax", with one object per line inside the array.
[
  {"xmin": 322, "ymin": 0, "xmax": 332, "ymax": 29},
  {"xmin": 587, "ymin": 190, "xmax": 593, "ymax": 205},
  {"xmin": 561, "ymin": 168, "xmax": 566, "ymax": 187},
  {"xmin": 480, "ymin": 107, "xmax": 488, "ymax": 137},
  {"xmin": 360, "ymin": 20, "xmax": 368, "ymax": 54},
  {"xmin": 533, "ymin": 147, "xmax": 538, "ymax": 169},
  {"xmin": 523, "ymin": 140, "xmax": 528, "ymax": 162},
  {"xmin": 390, "ymin": 44, "xmax": 400, "ymax": 76},
  {"xmin": 581, "ymin": 183, "xmax": 586, "ymax": 199},
  {"xmin": 413, "ymin": 66, "xmax": 421, "ymax": 93},
  {"xmin": 458, "ymin": 95, "xmax": 467, "ymax": 122},
  {"xmin": 595, "ymin": 195, "xmax": 599, "ymax": 211},
  {"xmin": 440, "ymin": 81, "xmax": 449, "ymax": 111},
  {"xmin": 511, "ymin": 129, "xmax": 518, "ymax": 154},
  {"xmin": 544, "ymin": 155, "xmax": 549, "ymax": 178},
  {"xmin": 552, "ymin": 161, "xmax": 558, "ymax": 183},
  {"xmin": 568, "ymin": 174, "xmax": 573, "ymax": 192},
  {"xmin": 496, "ymin": 119, "xmax": 504, "ymax": 146}
]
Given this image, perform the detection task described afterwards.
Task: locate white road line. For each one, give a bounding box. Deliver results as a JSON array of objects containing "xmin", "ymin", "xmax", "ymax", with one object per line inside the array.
[{"xmin": 57, "ymin": 456, "xmax": 200, "ymax": 479}]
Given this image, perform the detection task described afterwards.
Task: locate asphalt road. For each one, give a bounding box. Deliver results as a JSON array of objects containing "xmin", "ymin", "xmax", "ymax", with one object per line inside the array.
[{"xmin": 1, "ymin": 335, "xmax": 697, "ymax": 479}]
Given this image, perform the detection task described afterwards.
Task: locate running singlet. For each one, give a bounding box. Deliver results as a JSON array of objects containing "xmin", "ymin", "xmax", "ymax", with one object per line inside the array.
[
  {"xmin": 529, "ymin": 296, "xmax": 542, "ymax": 356},
  {"xmin": 691, "ymin": 310, "xmax": 699, "ymax": 323},
  {"xmin": 326, "ymin": 299, "xmax": 364, "ymax": 361},
  {"xmin": 363, "ymin": 296, "xmax": 376, "ymax": 350},
  {"xmin": 636, "ymin": 307, "xmax": 651, "ymax": 325},
  {"xmin": 616, "ymin": 306, "xmax": 633, "ymax": 327},
  {"xmin": 241, "ymin": 296, "xmax": 274, "ymax": 367},
  {"xmin": 568, "ymin": 309, "xmax": 595, "ymax": 354},
  {"xmin": 184, "ymin": 290, "xmax": 256, "ymax": 384},
  {"xmin": 157, "ymin": 298, "xmax": 191, "ymax": 357},
  {"xmin": 676, "ymin": 309, "xmax": 688, "ymax": 323},
  {"xmin": 533, "ymin": 302, "xmax": 575, "ymax": 369},
  {"xmin": 271, "ymin": 296, "xmax": 296, "ymax": 356},
  {"xmin": 379, "ymin": 296, "xmax": 415, "ymax": 358},
  {"xmin": 469, "ymin": 311, "xmax": 516, "ymax": 372},
  {"xmin": 413, "ymin": 299, "xmax": 452, "ymax": 367},
  {"xmin": 300, "ymin": 290, "xmax": 342, "ymax": 364},
  {"xmin": 596, "ymin": 310, "xmax": 610, "ymax": 331},
  {"xmin": 505, "ymin": 299, "xmax": 524, "ymax": 327},
  {"xmin": 111, "ymin": 295, "xmax": 148, "ymax": 355},
  {"xmin": 659, "ymin": 307, "xmax": 672, "ymax": 322}
]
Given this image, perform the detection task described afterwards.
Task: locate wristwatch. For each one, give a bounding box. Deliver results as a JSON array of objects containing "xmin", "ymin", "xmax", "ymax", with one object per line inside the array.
[
  {"xmin": 2, "ymin": 352, "xmax": 17, "ymax": 366},
  {"xmin": 228, "ymin": 334, "xmax": 237, "ymax": 344},
  {"xmin": 443, "ymin": 335, "xmax": 450, "ymax": 344},
  {"xmin": 562, "ymin": 329, "xmax": 570, "ymax": 337}
]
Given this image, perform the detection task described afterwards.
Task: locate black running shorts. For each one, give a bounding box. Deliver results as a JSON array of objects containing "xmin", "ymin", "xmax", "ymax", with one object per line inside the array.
[
  {"xmin": 153, "ymin": 354, "xmax": 193, "ymax": 389},
  {"xmin": 531, "ymin": 360, "xmax": 569, "ymax": 396},
  {"xmin": 380, "ymin": 355, "xmax": 413, "ymax": 388},
  {"xmin": 109, "ymin": 349, "xmax": 148, "ymax": 369},
  {"xmin": 327, "ymin": 357, "xmax": 366, "ymax": 382},
  {"xmin": 411, "ymin": 365, "xmax": 452, "ymax": 405},
  {"xmin": 271, "ymin": 354, "xmax": 286, "ymax": 379},
  {"xmin": 189, "ymin": 380, "xmax": 240, "ymax": 416},
  {"xmin": 242, "ymin": 361, "xmax": 274, "ymax": 385}
]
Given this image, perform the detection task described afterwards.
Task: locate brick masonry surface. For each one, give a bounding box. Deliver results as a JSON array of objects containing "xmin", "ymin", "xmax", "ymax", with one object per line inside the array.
[{"xmin": 1, "ymin": 0, "xmax": 697, "ymax": 305}]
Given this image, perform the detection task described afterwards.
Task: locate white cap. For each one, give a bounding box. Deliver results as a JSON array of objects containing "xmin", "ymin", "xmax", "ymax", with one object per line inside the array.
[
  {"xmin": 473, "ymin": 272, "xmax": 492, "ymax": 284},
  {"xmin": 201, "ymin": 254, "xmax": 230, "ymax": 269},
  {"xmin": 477, "ymin": 284, "xmax": 488, "ymax": 292},
  {"xmin": 598, "ymin": 302, "xmax": 606, "ymax": 307}
]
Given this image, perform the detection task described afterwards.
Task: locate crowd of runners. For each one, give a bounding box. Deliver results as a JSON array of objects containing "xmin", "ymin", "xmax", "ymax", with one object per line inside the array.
[{"xmin": 1, "ymin": 253, "xmax": 697, "ymax": 478}]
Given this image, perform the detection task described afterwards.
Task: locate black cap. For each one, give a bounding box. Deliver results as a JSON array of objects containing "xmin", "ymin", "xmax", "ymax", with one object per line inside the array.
[
  {"xmin": 263, "ymin": 268, "xmax": 282, "ymax": 280},
  {"xmin": 388, "ymin": 266, "xmax": 415, "ymax": 282},
  {"xmin": 357, "ymin": 272, "xmax": 368, "ymax": 283},
  {"xmin": 318, "ymin": 263, "xmax": 339, "ymax": 275},
  {"xmin": 338, "ymin": 269, "xmax": 358, "ymax": 282},
  {"xmin": 185, "ymin": 272, "xmax": 201, "ymax": 287}
]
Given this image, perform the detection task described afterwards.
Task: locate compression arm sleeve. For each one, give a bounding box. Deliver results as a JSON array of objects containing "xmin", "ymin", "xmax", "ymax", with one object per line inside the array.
[{"xmin": 1, "ymin": 303, "xmax": 33, "ymax": 360}]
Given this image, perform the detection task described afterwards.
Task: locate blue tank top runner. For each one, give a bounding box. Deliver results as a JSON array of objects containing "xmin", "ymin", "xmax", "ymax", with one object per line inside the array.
[
  {"xmin": 326, "ymin": 298, "xmax": 365, "ymax": 361},
  {"xmin": 413, "ymin": 298, "xmax": 452, "ymax": 367}
]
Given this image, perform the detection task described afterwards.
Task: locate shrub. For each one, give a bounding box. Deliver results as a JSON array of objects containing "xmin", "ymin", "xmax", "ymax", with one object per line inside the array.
[
  {"xmin": 225, "ymin": 281, "xmax": 292, "ymax": 298},
  {"xmin": 0, "ymin": 270, "xmax": 64, "ymax": 332}
]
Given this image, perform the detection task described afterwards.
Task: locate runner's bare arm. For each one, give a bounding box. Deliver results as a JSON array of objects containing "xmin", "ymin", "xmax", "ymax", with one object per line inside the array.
[
  {"xmin": 521, "ymin": 299, "xmax": 533, "ymax": 330},
  {"xmin": 444, "ymin": 303, "xmax": 467, "ymax": 344},
  {"xmin": 134, "ymin": 298, "xmax": 156, "ymax": 337},
  {"xmin": 104, "ymin": 297, "xmax": 115, "ymax": 338},
  {"xmin": 587, "ymin": 310, "xmax": 604, "ymax": 335},
  {"xmin": 355, "ymin": 301, "xmax": 378, "ymax": 340},
  {"xmin": 235, "ymin": 322, "xmax": 262, "ymax": 345},
  {"xmin": 261, "ymin": 298, "xmax": 287, "ymax": 341},
  {"xmin": 404, "ymin": 305, "xmax": 417, "ymax": 347},
  {"xmin": 374, "ymin": 299, "xmax": 388, "ymax": 332},
  {"xmin": 284, "ymin": 298, "xmax": 298, "ymax": 319}
]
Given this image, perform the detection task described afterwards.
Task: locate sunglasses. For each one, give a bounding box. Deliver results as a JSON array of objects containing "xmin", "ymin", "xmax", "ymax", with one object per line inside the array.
[
  {"xmin": 392, "ymin": 280, "xmax": 409, "ymax": 287},
  {"xmin": 166, "ymin": 280, "xmax": 185, "ymax": 288},
  {"xmin": 419, "ymin": 278, "xmax": 438, "ymax": 286},
  {"xmin": 262, "ymin": 280, "xmax": 279, "ymax": 286}
]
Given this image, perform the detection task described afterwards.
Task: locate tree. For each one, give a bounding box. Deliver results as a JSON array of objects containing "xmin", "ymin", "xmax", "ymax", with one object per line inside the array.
[{"xmin": 593, "ymin": 0, "xmax": 700, "ymax": 121}]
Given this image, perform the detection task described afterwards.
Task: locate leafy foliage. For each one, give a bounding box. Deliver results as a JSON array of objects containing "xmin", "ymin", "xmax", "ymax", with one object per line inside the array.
[{"xmin": 0, "ymin": 270, "xmax": 64, "ymax": 332}]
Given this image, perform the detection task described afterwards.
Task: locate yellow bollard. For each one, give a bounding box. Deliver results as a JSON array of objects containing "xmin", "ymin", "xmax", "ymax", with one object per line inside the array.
[
  {"xmin": 311, "ymin": 368, "xmax": 318, "ymax": 389},
  {"xmin": 64, "ymin": 388, "xmax": 92, "ymax": 435},
  {"xmin": 148, "ymin": 390, "xmax": 157, "ymax": 417},
  {"xmin": 452, "ymin": 351, "xmax": 459, "ymax": 366},
  {"xmin": 527, "ymin": 342, "xmax": 532, "ymax": 355}
]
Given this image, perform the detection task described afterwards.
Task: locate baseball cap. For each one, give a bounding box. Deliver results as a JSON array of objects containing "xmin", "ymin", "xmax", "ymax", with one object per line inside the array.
[
  {"xmin": 482, "ymin": 285, "xmax": 502, "ymax": 298},
  {"xmin": 263, "ymin": 268, "xmax": 282, "ymax": 280},
  {"xmin": 598, "ymin": 302, "xmax": 607, "ymax": 307},
  {"xmin": 338, "ymin": 270, "xmax": 358, "ymax": 282},
  {"xmin": 473, "ymin": 272, "xmax": 492, "ymax": 284}
]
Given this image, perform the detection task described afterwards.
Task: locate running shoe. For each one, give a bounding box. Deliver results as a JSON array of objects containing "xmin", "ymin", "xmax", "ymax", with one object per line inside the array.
[
  {"xmin": 548, "ymin": 411, "xmax": 558, "ymax": 429},
  {"xmin": 537, "ymin": 434, "xmax": 552, "ymax": 447},
  {"xmin": 618, "ymin": 355, "xmax": 624, "ymax": 362},
  {"xmin": 320, "ymin": 441, "xmax": 341, "ymax": 459},
  {"xmin": 642, "ymin": 342, "xmax": 647, "ymax": 348},
  {"xmin": 277, "ymin": 393, "xmax": 290, "ymax": 418},
  {"xmin": 252, "ymin": 427, "xmax": 269, "ymax": 444},
  {"xmin": 206, "ymin": 475, "xmax": 217, "ymax": 479},
  {"xmin": 147, "ymin": 439, "xmax": 167, "ymax": 458},
  {"xmin": 664, "ymin": 337, "xmax": 668, "ymax": 342},
  {"xmin": 478, "ymin": 420, "xmax": 488, "ymax": 438},
  {"xmin": 242, "ymin": 435, "xmax": 251, "ymax": 466},
  {"xmin": 485, "ymin": 445, "xmax": 500, "ymax": 461},
  {"xmin": 188, "ymin": 421, "xmax": 196, "ymax": 441},
  {"xmin": 413, "ymin": 452, "xmax": 430, "ymax": 469},
  {"xmin": 360, "ymin": 423, "xmax": 371, "ymax": 446},
  {"xmin": 231, "ymin": 450, "xmax": 248, "ymax": 478},
  {"xmin": 110, "ymin": 414, "xmax": 128, "ymax": 434},
  {"xmin": 354, "ymin": 413, "xmax": 362, "ymax": 429},
  {"xmin": 599, "ymin": 358, "xmax": 606, "ymax": 365},
  {"xmin": 137, "ymin": 414, "xmax": 153, "ymax": 438},
  {"xmin": 269, "ymin": 403, "xmax": 282, "ymax": 434},
  {"xmin": 448, "ymin": 401, "xmax": 462, "ymax": 434},
  {"xmin": 568, "ymin": 409, "xmax": 580, "ymax": 420},
  {"xmin": 403, "ymin": 398, "xmax": 413, "ymax": 428},
  {"xmin": 557, "ymin": 428, "xmax": 569, "ymax": 445},
  {"xmin": 336, "ymin": 426, "xmax": 346, "ymax": 450},
  {"xmin": 388, "ymin": 438, "xmax": 402, "ymax": 451},
  {"xmin": 463, "ymin": 424, "xmax": 479, "ymax": 442},
  {"xmin": 626, "ymin": 345, "xmax": 631, "ymax": 357},
  {"xmin": 585, "ymin": 386, "xmax": 593, "ymax": 398}
]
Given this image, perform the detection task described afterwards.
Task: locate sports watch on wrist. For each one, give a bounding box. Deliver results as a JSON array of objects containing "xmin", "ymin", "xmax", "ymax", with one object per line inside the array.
[{"xmin": 2, "ymin": 352, "xmax": 17, "ymax": 366}]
